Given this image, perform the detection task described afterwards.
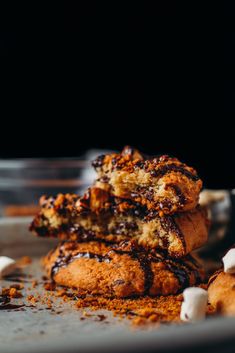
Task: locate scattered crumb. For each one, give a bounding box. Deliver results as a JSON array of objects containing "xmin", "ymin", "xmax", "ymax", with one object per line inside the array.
[
  {"xmin": 0, "ymin": 264, "xmax": 215, "ymax": 329},
  {"xmin": 9, "ymin": 288, "xmax": 23, "ymax": 298},
  {"xmin": 32, "ymin": 281, "xmax": 38, "ymax": 288},
  {"xmin": 82, "ymin": 310, "xmax": 92, "ymax": 317},
  {"xmin": 76, "ymin": 295, "xmax": 183, "ymax": 326},
  {"xmin": 44, "ymin": 282, "xmax": 56, "ymax": 291},
  {"xmin": 17, "ymin": 256, "xmax": 32, "ymax": 267},
  {"xmin": 27, "ymin": 295, "xmax": 39, "ymax": 305},
  {"xmin": 2, "ymin": 287, "xmax": 23, "ymax": 298},
  {"xmin": 55, "ymin": 289, "xmax": 68, "ymax": 297},
  {"xmin": 95, "ymin": 314, "xmax": 107, "ymax": 322},
  {"xmin": 0, "ymin": 276, "xmax": 216, "ymax": 329},
  {"xmin": 46, "ymin": 299, "xmax": 52, "ymax": 308},
  {"xmin": 62, "ymin": 295, "xmax": 69, "ymax": 302},
  {"xmin": 132, "ymin": 316, "xmax": 161, "ymax": 327}
]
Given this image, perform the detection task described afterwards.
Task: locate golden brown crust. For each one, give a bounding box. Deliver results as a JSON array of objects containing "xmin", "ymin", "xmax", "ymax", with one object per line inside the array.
[
  {"xmin": 43, "ymin": 241, "xmax": 204, "ymax": 298},
  {"xmin": 30, "ymin": 188, "xmax": 209, "ymax": 258},
  {"xmin": 173, "ymin": 208, "xmax": 209, "ymax": 257},
  {"xmin": 208, "ymin": 271, "xmax": 235, "ymax": 316},
  {"xmin": 92, "ymin": 146, "xmax": 202, "ymax": 215}
]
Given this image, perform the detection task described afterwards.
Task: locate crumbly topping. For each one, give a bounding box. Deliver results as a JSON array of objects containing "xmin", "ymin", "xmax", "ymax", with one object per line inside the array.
[
  {"xmin": 76, "ymin": 294, "xmax": 183, "ymax": 326},
  {"xmin": 92, "ymin": 146, "xmax": 199, "ymax": 181}
]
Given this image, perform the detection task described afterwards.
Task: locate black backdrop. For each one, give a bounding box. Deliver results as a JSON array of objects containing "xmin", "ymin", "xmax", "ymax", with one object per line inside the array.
[{"xmin": 1, "ymin": 1, "xmax": 235, "ymax": 189}]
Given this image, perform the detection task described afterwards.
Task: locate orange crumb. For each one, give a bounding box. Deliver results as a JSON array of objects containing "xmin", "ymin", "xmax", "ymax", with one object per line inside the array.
[
  {"xmin": 2, "ymin": 287, "xmax": 23, "ymax": 298},
  {"xmin": 62, "ymin": 295, "xmax": 69, "ymax": 302},
  {"xmin": 46, "ymin": 299, "xmax": 52, "ymax": 308},
  {"xmin": 44, "ymin": 282, "xmax": 56, "ymax": 291},
  {"xmin": 9, "ymin": 287, "xmax": 23, "ymax": 298},
  {"xmin": 27, "ymin": 295, "xmax": 39, "ymax": 304},
  {"xmin": 17, "ymin": 256, "xmax": 32, "ymax": 267},
  {"xmin": 32, "ymin": 281, "xmax": 38, "ymax": 288},
  {"xmin": 55, "ymin": 289, "xmax": 67, "ymax": 297},
  {"xmin": 75, "ymin": 294, "xmax": 183, "ymax": 326}
]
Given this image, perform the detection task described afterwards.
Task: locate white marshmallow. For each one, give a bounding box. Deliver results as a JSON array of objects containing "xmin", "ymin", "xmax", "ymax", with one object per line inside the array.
[
  {"xmin": 0, "ymin": 256, "xmax": 16, "ymax": 278},
  {"xmin": 180, "ymin": 287, "xmax": 208, "ymax": 322},
  {"xmin": 222, "ymin": 248, "xmax": 235, "ymax": 274}
]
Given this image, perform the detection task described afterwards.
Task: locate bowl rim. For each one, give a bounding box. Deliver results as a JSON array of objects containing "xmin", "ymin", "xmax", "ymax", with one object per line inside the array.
[{"xmin": 0, "ymin": 158, "xmax": 89, "ymax": 169}]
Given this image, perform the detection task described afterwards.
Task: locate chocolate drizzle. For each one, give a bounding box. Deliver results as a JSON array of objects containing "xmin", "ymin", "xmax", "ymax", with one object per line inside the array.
[
  {"xmin": 168, "ymin": 184, "xmax": 186, "ymax": 206},
  {"xmin": 110, "ymin": 221, "xmax": 138, "ymax": 235},
  {"xmin": 112, "ymin": 247, "xmax": 154, "ymax": 295},
  {"xmin": 110, "ymin": 151, "xmax": 199, "ymax": 182},
  {"xmin": 0, "ymin": 296, "xmax": 25, "ymax": 311},
  {"xmin": 160, "ymin": 216, "xmax": 186, "ymax": 253},
  {"xmin": 63, "ymin": 224, "xmax": 97, "ymax": 241},
  {"xmin": 208, "ymin": 270, "xmax": 222, "ymax": 287},
  {"xmin": 112, "ymin": 243, "xmax": 193, "ymax": 292},
  {"xmin": 164, "ymin": 258, "xmax": 190, "ymax": 287},
  {"xmin": 51, "ymin": 241, "xmax": 199, "ymax": 295},
  {"xmin": 0, "ymin": 296, "xmax": 10, "ymax": 307},
  {"xmin": 51, "ymin": 245, "xmax": 111, "ymax": 279},
  {"xmin": 149, "ymin": 163, "xmax": 199, "ymax": 181},
  {"xmin": 30, "ymin": 225, "xmax": 49, "ymax": 237}
]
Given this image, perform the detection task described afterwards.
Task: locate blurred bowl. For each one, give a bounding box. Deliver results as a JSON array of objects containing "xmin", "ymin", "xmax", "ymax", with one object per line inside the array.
[{"xmin": 0, "ymin": 159, "xmax": 90, "ymax": 217}]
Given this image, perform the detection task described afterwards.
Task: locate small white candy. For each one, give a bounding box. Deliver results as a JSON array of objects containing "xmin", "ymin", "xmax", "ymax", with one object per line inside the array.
[
  {"xmin": 222, "ymin": 248, "xmax": 235, "ymax": 274},
  {"xmin": 180, "ymin": 287, "xmax": 208, "ymax": 322},
  {"xmin": 0, "ymin": 256, "xmax": 16, "ymax": 278}
]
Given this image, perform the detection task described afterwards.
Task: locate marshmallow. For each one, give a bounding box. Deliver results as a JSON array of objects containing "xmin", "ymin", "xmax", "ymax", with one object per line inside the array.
[
  {"xmin": 222, "ymin": 248, "xmax": 235, "ymax": 274},
  {"xmin": 0, "ymin": 256, "xmax": 16, "ymax": 278},
  {"xmin": 180, "ymin": 287, "xmax": 208, "ymax": 322}
]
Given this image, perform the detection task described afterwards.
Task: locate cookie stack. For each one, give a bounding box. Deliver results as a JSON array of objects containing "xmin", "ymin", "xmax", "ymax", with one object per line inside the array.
[{"xmin": 31, "ymin": 146, "xmax": 209, "ymax": 298}]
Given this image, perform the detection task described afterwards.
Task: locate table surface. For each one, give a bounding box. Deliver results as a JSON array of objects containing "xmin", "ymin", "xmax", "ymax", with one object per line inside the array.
[{"xmin": 0, "ymin": 217, "xmax": 235, "ymax": 353}]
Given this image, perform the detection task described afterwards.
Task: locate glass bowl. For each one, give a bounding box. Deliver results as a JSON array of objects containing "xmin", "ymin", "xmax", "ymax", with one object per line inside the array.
[{"xmin": 0, "ymin": 159, "xmax": 90, "ymax": 217}]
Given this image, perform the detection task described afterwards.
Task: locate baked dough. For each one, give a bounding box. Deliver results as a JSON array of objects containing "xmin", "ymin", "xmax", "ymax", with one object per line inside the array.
[
  {"xmin": 43, "ymin": 240, "xmax": 205, "ymax": 298},
  {"xmin": 208, "ymin": 271, "xmax": 235, "ymax": 316},
  {"xmin": 31, "ymin": 187, "xmax": 209, "ymax": 258},
  {"xmin": 92, "ymin": 146, "xmax": 202, "ymax": 215}
]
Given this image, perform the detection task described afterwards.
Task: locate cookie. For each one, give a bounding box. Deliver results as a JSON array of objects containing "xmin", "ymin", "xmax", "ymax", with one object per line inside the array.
[
  {"xmin": 31, "ymin": 187, "xmax": 209, "ymax": 258},
  {"xmin": 208, "ymin": 271, "xmax": 235, "ymax": 316},
  {"xmin": 92, "ymin": 146, "xmax": 202, "ymax": 215},
  {"xmin": 43, "ymin": 240, "xmax": 205, "ymax": 298}
]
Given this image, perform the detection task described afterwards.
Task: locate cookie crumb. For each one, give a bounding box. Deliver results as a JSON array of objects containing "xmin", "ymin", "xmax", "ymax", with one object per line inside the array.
[
  {"xmin": 44, "ymin": 282, "xmax": 56, "ymax": 291},
  {"xmin": 27, "ymin": 295, "xmax": 39, "ymax": 304},
  {"xmin": 2, "ymin": 287, "xmax": 23, "ymax": 298},
  {"xmin": 75, "ymin": 294, "xmax": 183, "ymax": 326},
  {"xmin": 17, "ymin": 256, "xmax": 32, "ymax": 267}
]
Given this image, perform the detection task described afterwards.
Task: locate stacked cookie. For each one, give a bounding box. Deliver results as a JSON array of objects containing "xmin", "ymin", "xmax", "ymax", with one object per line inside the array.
[{"xmin": 31, "ymin": 146, "xmax": 209, "ymax": 298}]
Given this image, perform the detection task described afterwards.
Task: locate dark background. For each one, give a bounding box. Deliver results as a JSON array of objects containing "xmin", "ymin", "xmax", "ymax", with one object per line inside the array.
[{"xmin": 0, "ymin": 1, "xmax": 235, "ymax": 189}]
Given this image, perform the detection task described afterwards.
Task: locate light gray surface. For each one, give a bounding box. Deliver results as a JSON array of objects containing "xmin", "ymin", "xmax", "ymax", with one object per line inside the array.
[{"xmin": 0, "ymin": 218, "xmax": 235, "ymax": 353}]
